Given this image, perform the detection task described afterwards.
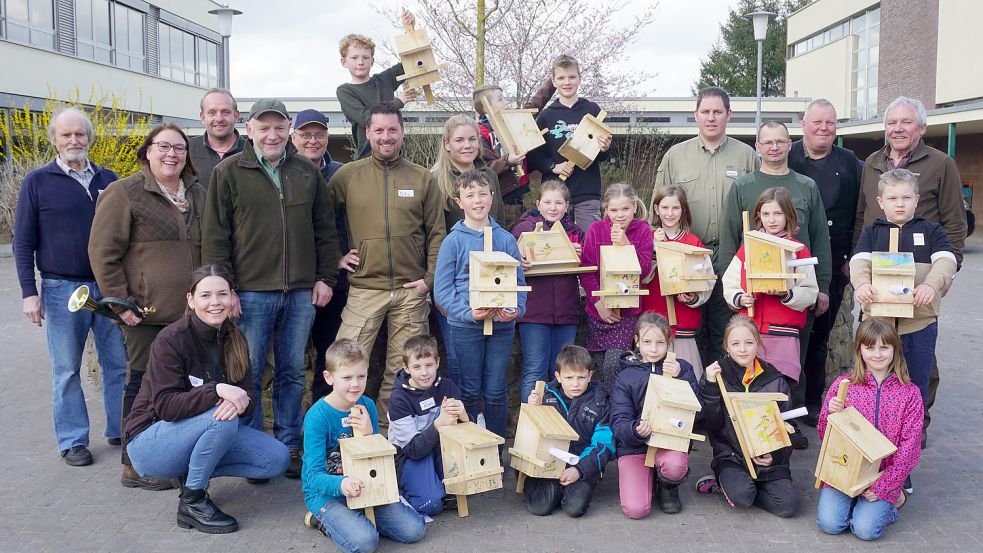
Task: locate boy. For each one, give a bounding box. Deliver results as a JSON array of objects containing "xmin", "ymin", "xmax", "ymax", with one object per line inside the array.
[
  {"xmin": 851, "ymin": 168, "xmax": 957, "ymax": 406},
  {"xmin": 524, "ymin": 344, "xmax": 614, "ymax": 517},
  {"xmin": 526, "ymin": 54, "xmax": 613, "ymax": 233},
  {"xmin": 337, "ymin": 9, "xmax": 418, "ymax": 160},
  {"xmin": 433, "ymin": 170, "xmax": 527, "ymax": 437},
  {"xmin": 387, "ymin": 335, "xmax": 468, "ymax": 516},
  {"xmin": 302, "ymin": 339, "xmax": 426, "ymax": 552},
  {"xmin": 472, "ymin": 76, "xmax": 556, "ymax": 229}
]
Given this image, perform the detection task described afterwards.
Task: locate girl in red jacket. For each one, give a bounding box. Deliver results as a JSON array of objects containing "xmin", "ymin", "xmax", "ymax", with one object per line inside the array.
[{"xmin": 642, "ymin": 185, "xmax": 712, "ymax": 379}]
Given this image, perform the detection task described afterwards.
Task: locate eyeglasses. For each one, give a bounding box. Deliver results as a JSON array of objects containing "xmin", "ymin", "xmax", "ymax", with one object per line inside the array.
[
  {"xmin": 296, "ymin": 132, "xmax": 328, "ymax": 142},
  {"xmin": 758, "ymin": 140, "xmax": 790, "ymax": 148},
  {"xmin": 153, "ymin": 142, "xmax": 188, "ymax": 155}
]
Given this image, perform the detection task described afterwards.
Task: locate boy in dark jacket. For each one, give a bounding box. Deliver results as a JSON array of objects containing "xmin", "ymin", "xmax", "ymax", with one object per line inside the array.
[
  {"xmin": 523, "ymin": 345, "xmax": 614, "ymax": 517},
  {"xmin": 387, "ymin": 335, "xmax": 468, "ymax": 516}
]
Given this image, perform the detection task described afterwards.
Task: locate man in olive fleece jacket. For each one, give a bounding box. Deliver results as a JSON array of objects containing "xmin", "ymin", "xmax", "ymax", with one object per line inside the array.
[
  {"xmin": 202, "ymin": 99, "xmax": 339, "ymax": 459},
  {"xmin": 329, "ymin": 102, "xmax": 446, "ymax": 427}
]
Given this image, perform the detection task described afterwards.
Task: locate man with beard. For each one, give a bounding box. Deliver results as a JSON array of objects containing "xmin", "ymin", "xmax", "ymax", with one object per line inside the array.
[{"xmin": 190, "ymin": 88, "xmax": 246, "ymax": 186}]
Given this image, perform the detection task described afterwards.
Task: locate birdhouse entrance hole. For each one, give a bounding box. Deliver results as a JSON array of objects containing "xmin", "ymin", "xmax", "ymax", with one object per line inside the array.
[
  {"xmin": 479, "ymin": 457, "xmax": 486, "ymax": 466},
  {"xmin": 369, "ymin": 469, "xmax": 377, "ymax": 478}
]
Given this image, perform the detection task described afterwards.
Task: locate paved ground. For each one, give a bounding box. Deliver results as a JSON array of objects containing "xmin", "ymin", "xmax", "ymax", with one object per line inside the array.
[{"xmin": 1, "ymin": 243, "xmax": 981, "ymax": 553}]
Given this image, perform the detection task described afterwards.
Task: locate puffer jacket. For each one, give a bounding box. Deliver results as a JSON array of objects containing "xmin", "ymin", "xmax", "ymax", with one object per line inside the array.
[{"xmin": 540, "ymin": 379, "xmax": 614, "ymax": 479}]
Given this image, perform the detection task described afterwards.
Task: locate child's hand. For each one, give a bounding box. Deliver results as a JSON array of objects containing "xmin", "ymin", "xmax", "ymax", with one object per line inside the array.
[
  {"xmin": 739, "ymin": 292, "xmax": 756, "ymax": 307},
  {"xmin": 496, "ymin": 308, "xmax": 519, "ymax": 323},
  {"xmin": 705, "ymin": 362, "xmax": 722, "ymax": 384},
  {"xmin": 552, "ymin": 161, "xmax": 574, "ymax": 179},
  {"xmin": 400, "ymin": 7, "xmax": 415, "ymax": 28},
  {"xmin": 662, "ymin": 358, "xmax": 681, "ymax": 378},
  {"xmin": 752, "ymin": 453, "xmax": 773, "ymax": 467},
  {"xmin": 828, "ymin": 396, "xmax": 845, "ymax": 413},
  {"xmin": 507, "ymin": 152, "xmax": 526, "ymax": 165},
  {"xmin": 520, "ymin": 256, "xmax": 533, "ymax": 270},
  {"xmin": 610, "ymin": 224, "xmax": 627, "ymax": 246},
  {"xmin": 397, "ymin": 88, "xmax": 419, "ymax": 104},
  {"xmin": 677, "ymin": 292, "xmax": 696, "ymax": 304},
  {"xmin": 527, "ymin": 389, "xmax": 542, "ymax": 405},
  {"xmin": 349, "ymin": 404, "xmax": 373, "ymax": 436},
  {"xmin": 342, "ymin": 477, "xmax": 364, "ymax": 498},
  {"xmin": 597, "ymin": 134, "xmax": 612, "ymax": 152},
  {"xmin": 594, "ymin": 300, "xmax": 621, "ymax": 324},
  {"xmin": 571, "ymin": 242, "xmax": 583, "ymax": 256},
  {"xmin": 471, "ymin": 308, "xmax": 496, "ymax": 321},
  {"xmin": 653, "ymin": 227, "xmax": 667, "ymax": 242},
  {"xmin": 434, "ymin": 405, "xmax": 457, "ymax": 428},
  {"xmin": 861, "ymin": 489, "xmax": 879, "ymax": 502},
  {"xmin": 339, "ymin": 249, "xmax": 360, "ymax": 272},
  {"xmin": 635, "ymin": 420, "xmax": 652, "ymax": 438},
  {"xmin": 441, "ymin": 398, "xmax": 469, "ymax": 422},
  {"xmin": 912, "ymin": 283, "xmax": 936, "ymax": 306},
  {"xmin": 854, "ymin": 283, "xmax": 877, "ymax": 304},
  {"xmin": 559, "ymin": 467, "xmax": 581, "ymax": 486}
]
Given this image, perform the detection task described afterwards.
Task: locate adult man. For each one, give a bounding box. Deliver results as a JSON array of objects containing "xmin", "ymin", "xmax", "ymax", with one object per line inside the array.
[
  {"xmin": 202, "ymin": 99, "xmax": 339, "ymax": 477},
  {"xmin": 190, "ymin": 88, "xmax": 246, "ymax": 186},
  {"xmin": 789, "ymin": 99, "xmax": 862, "ymax": 426},
  {"xmin": 855, "ymin": 96, "xmax": 967, "ymax": 447},
  {"xmin": 13, "ymin": 107, "xmax": 127, "ymax": 466},
  {"xmin": 652, "ymin": 86, "xmax": 759, "ymax": 362},
  {"xmin": 330, "ymin": 102, "xmax": 446, "ymax": 427},
  {"xmin": 719, "ymin": 121, "xmax": 832, "ymax": 448}
]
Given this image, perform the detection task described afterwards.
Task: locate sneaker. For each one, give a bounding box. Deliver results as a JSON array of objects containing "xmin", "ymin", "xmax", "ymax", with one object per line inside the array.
[
  {"xmin": 696, "ymin": 475, "xmax": 721, "ymax": 495},
  {"xmin": 304, "ymin": 511, "xmax": 326, "ymax": 535},
  {"xmin": 284, "ymin": 450, "xmax": 302, "ymax": 480},
  {"xmin": 61, "ymin": 445, "xmax": 93, "ymax": 466},
  {"xmin": 903, "ymin": 476, "xmax": 913, "ymax": 495}
]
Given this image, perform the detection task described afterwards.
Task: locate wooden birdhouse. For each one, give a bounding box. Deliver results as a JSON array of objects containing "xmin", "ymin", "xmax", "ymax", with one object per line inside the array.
[
  {"xmin": 393, "ymin": 21, "xmax": 445, "ymax": 104},
  {"xmin": 557, "ymin": 111, "xmax": 613, "ymax": 179},
  {"xmin": 591, "ymin": 242, "xmax": 649, "ymax": 312},
  {"xmin": 713, "ymin": 372, "xmax": 791, "ymax": 479},
  {"xmin": 814, "ymin": 381, "xmax": 897, "ymax": 497},
  {"xmin": 640, "ymin": 364, "xmax": 705, "ymax": 465},
  {"xmin": 508, "ymin": 381, "xmax": 580, "ymax": 492},
  {"xmin": 339, "ymin": 417, "xmax": 399, "ymax": 524},
  {"xmin": 469, "ymin": 227, "xmax": 531, "ymax": 335},
  {"xmin": 868, "ymin": 227, "xmax": 915, "ymax": 318},
  {"xmin": 741, "ymin": 212, "xmax": 813, "ymax": 316},
  {"xmin": 480, "ymin": 96, "xmax": 547, "ymax": 162},
  {"xmin": 654, "ymin": 241, "xmax": 716, "ymax": 324},
  {"xmin": 517, "ymin": 221, "xmax": 596, "ymax": 276},
  {"xmin": 439, "ymin": 421, "xmax": 505, "ymax": 518}
]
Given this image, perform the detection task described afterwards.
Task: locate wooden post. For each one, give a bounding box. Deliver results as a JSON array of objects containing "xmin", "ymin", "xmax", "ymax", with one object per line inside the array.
[
  {"xmin": 644, "ymin": 352, "xmax": 675, "ymax": 467},
  {"xmin": 741, "ymin": 211, "xmax": 754, "ymax": 318},
  {"xmin": 713, "ymin": 369, "xmax": 757, "ymax": 479},
  {"xmin": 457, "ymin": 495, "xmax": 469, "ymax": 517},
  {"xmin": 815, "ymin": 380, "xmax": 849, "ymax": 489},
  {"xmin": 350, "ymin": 407, "xmax": 376, "ymax": 525},
  {"xmin": 483, "ymin": 227, "xmax": 494, "ymax": 336},
  {"xmin": 889, "ymin": 226, "xmax": 899, "ymax": 253},
  {"xmin": 665, "ymin": 295, "xmax": 677, "ymax": 326}
]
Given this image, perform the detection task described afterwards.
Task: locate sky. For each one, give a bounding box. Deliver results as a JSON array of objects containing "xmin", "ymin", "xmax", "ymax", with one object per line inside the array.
[{"xmin": 228, "ymin": 0, "xmax": 736, "ymax": 99}]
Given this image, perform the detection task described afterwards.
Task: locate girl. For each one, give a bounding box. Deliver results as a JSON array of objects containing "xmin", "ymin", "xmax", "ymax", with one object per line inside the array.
[
  {"xmin": 512, "ymin": 180, "xmax": 585, "ymax": 403},
  {"xmin": 610, "ymin": 313, "xmax": 700, "ymax": 518},
  {"xmin": 642, "ymin": 185, "xmax": 712, "ymax": 379},
  {"xmin": 696, "ymin": 315, "xmax": 799, "ymax": 518},
  {"xmin": 816, "ymin": 318, "xmax": 922, "ymax": 541},
  {"xmin": 580, "ymin": 183, "xmax": 654, "ymax": 354},
  {"xmin": 722, "ymin": 187, "xmax": 818, "ymax": 384},
  {"xmin": 432, "ymin": 115, "xmax": 505, "ymax": 233}
]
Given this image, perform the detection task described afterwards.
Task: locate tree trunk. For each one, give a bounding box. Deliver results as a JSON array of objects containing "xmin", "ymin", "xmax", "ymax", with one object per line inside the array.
[{"xmin": 475, "ymin": 0, "xmax": 486, "ymax": 87}]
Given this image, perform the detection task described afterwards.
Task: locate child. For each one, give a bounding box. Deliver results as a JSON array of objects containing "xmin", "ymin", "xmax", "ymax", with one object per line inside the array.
[
  {"xmin": 302, "ymin": 339, "xmax": 426, "ymax": 552},
  {"xmin": 816, "ymin": 318, "xmax": 923, "ymax": 541},
  {"xmin": 610, "ymin": 313, "xmax": 699, "ymax": 518},
  {"xmin": 526, "ymin": 54, "xmax": 612, "ymax": 233},
  {"xmin": 722, "ymin": 187, "xmax": 818, "ymax": 385},
  {"xmin": 524, "ymin": 344, "xmax": 614, "ymax": 518},
  {"xmin": 387, "ymin": 335, "xmax": 468, "ymax": 516},
  {"xmin": 432, "ymin": 115, "xmax": 505, "ymax": 235},
  {"xmin": 851, "ymin": 168, "xmax": 956, "ymax": 408},
  {"xmin": 336, "ymin": 9, "xmax": 418, "ymax": 160},
  {"xmin": 512, "ymin": 180, "xmax": 585, "ymax": 403},
  {"xmin": 580, "ymin": 183, "xmax": 653, "ymax": 356},
  {"xmin": 696, "ymin": 315, "xmax": 799, "ymax": 518},
  {"xmin": 433, "ymin": 170, "xmax": 527, "ymax": 437},
  {"xmin": 642, "ymin": 185, "xmax": 712, "ymax": 379}
]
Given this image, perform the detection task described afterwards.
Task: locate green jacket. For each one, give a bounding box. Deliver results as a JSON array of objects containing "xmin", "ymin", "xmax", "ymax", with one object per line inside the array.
[
  {"xmin": 330, "ymin": 153, "xmax": 446, "ymax": 291},
  {"xmin": 202, "ymin": 140, "xmax": 339, "ymax": 291}
]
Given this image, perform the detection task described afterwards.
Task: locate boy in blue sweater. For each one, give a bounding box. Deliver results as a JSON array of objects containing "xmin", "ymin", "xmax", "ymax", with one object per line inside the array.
[
  {"xmin": 434, "ymin": 169, "xmax": 527, "ymax": 438},
  {"xmin": 524, "ymin": 344, "xmax": 614, "ymax": 517},
  {"xmin": 387, "ymin": 335, "xmax": 468, "ymax": 516},
  {"xmin": 302, "ymin": 339, "xmax": 426, "ymax": 553}
]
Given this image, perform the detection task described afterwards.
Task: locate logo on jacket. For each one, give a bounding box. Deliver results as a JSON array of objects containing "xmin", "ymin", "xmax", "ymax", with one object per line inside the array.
[{"xmin": 549, "ymin": 120, "xmax": 577, "ymax": 139}]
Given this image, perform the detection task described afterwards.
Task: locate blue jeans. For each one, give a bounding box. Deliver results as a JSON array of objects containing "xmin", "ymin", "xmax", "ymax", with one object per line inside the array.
[
  {"xmin": 315, "ymin": 497, "xmax": 426, "ymax": 553},
  {"xmin": 518, "ymin": 323, "xmax": 577, "ymax": 403},
  {"xmin": 447, "ymin": 323, "xmax": 515, "ymax": 437},
  {"xmin": 400, "ymin": 453, "xmax": 445, "ymax": 516},
  {"xmin": 41, "ymin": 278, "xmax": 127, "ymax": 450},
  {"xmin": 900, "ymin": 322, "xmax": 937, "ymax": 404},
  {"xmin": 816, "ymin": 487, "xmax": 898, "ymax": 541},
  {"xmin": 127, "ymin": 407, "xmax": 290, "ymax": 489},
  {"xmin": 435, "ymin": 310, "xmax": 459, "ymax": 384},
  {"xmin": 236, "ymin": 289, "xmax": 316, "ymax": 449}
]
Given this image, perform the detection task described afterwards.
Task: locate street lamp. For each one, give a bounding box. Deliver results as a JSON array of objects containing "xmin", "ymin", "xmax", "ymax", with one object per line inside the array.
[
  {"xmin": 746, "ymin": 10, "xmax": 775, "ymax": 132},
  {"xmin": 208, "ymin": 5, "xmax": 243, "ymax": 90}
]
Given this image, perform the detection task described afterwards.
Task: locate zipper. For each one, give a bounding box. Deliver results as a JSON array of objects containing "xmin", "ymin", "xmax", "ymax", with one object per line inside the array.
[
  {"xmin": 873, "ymin": 379, "xmax": 883, "ymax": 429},
  {"xmin": 383, "ymin": 161, "xmax": 394, "ymax": 292},
  {"xmin": 280, "ymin": 184, "xmax": 288, "ymax": 292}
]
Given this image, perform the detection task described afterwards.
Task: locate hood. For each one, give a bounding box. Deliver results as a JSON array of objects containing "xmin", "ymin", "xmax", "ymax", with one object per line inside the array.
[
  {"xmin": 449, "ymin": 216, "xmax": 503, "ymax": 237},
  {"xmin": 871, "ymin": 216, "xmax": 926, "ymax": 230},
  {"xmin": 392, "ymin": 367, "xmax": 443, "ymax": 393}
]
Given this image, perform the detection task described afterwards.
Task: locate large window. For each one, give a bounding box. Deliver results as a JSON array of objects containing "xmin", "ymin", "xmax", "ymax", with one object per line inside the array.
[
  {"xmin": 113, "ymin": 2, "xmax": 144, "ymax": 71},
  {"xmin": 76, "ymin": 0, "xmax": 111, "ymax": 62},
  {"xmin": 197, "ymin": 37, "xmax": 218, "ymax": 88},
  {"xmin": 4, "ymin": 0, "xmax": 55, "ymax": 49},
  {"xmin": 159, "ymin": 22, "xmax": 219, "ymax": 87}
]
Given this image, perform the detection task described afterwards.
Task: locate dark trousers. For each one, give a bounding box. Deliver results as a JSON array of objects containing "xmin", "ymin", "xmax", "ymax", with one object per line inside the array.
[
  {"xmin": 699, "ymin": 280, "xmax": 734, "ymax": 365},
  {"xmin": 717, "ymin": 466, "xmax": 799, "ymax": 518},
  {"xmin": 802, "ymin": 272, "xmax": 849, "ymax": 410},
  {"xmin": 120, "ymin": 324, "xmax": 165, "ymax": 465},
  {"xmin": 524, "ymin": 475, "xmax": 599, "ymax": 518},
  {"xmin": 925, "ymin": 357, "xmax": 939, "ymax": 439},
  {"xmin": 310, "ymin": 287, "xmax": 348, "ymax": 402}
]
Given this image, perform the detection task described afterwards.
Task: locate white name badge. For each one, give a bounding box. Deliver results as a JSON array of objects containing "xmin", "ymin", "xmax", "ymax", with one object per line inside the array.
[
  {"xmin": 398, "ymin": 189, "xmax": 415, "ymax": 198},
  {"xmin": 726, "ymin": 170, "xmax": 739, "ymax": 177},
  {"xmin": 188, "ymin": 375, "xmax": 204, "ymax": 387},
  {"xmin": 913, "ymin": 233, "xmax": 925, "ymax": 246},
  {"xmin": 419, "ymin": 397, "xmax": 436, "ymax": 411},
  {"xmin": 341, "ymin": 416, "xmax": 351, "ymax": 428}
]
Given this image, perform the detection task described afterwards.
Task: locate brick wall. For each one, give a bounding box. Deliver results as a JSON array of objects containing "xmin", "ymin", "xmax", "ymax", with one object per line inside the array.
[{"xmin": 878, "ymin": 0, "xmax": 940, "ymax": 114}]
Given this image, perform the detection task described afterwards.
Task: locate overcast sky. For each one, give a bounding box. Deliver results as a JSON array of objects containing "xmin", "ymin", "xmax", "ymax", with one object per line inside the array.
[{"xmin": 228, "ymin": 0, "xmax": 736, "ymax": 99}]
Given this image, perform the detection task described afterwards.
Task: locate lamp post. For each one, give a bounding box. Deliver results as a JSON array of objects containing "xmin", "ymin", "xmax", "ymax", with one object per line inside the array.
[
  {"xmin": 746, "ymin": 10, "xmax": 775, "ymax": 131},
  {"xmin": 208, "ymin": 5, "xmax": 243, "ymax": 90}
]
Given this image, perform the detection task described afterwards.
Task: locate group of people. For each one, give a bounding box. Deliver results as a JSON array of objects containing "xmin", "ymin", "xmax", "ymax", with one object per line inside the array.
[{"xmin": 13, "ymin": 13, "xmax": 968, "ymax": 552}]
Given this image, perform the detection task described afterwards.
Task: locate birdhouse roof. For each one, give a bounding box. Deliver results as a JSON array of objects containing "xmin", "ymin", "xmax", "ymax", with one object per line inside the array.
[
  {"xmin": 655, "ymin": 241, "xmax": 712, "ymax": 256},
  {"xmin": 826, "ymin": 408, "xmax": 898, "ymax": 461},
  {"xmin": 470, "ymin": 250, "xmax": 520, "ymax": 266},
  {"xmin": 519, "ymin": 404, "xmax": 579, "ymax": 440},
  {"xmin": 871, "ymin": 252, "xmax": 916, "ymax": 275},
  {"xmin": 438, "ymin": 421, "xmax": 505, "ymax": 448},
  {"xmin": 649, "ymin": 375, "xmax": 702, "ymax": 411},
  {"xmin": 745, "ymin": 230, "xmax": 804, "ymax": 252},
  {"xmin": 339, "ymin": 434, "xmax": 397, "ymax": 460},
  {"xmin": 600, "ymin": 245, "xmax": 641, "ymax": 273}
]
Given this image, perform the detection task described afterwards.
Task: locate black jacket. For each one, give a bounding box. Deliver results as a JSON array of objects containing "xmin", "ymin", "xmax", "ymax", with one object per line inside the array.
[
  {"xmin": 386, "ymin": 369, "xmax": 463, "ymax": 477},
  {"xmin": 540, "ymin": 380, "xmax": 614, "ymax": 480},
  {"xmin": 527, "ymin": 97, "xmax": 611, "ymax": 203}
]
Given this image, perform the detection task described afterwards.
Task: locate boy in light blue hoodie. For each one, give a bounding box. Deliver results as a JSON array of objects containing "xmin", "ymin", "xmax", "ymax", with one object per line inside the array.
[{"xmin": 434, "ymin": 169, "xmax": 527, "ymax": 438}]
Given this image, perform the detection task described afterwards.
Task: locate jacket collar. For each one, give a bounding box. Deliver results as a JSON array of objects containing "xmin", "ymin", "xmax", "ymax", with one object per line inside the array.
[
  {"xmin": 202, "ymin": 129, "xmax": 244, "ymax": 154},
  {"xmin": 45, "ymin": 158, "xmax": 106, "ymax": 177},
  {"xmin": 239, "ymin": 138, "xmax": 298, "ymax": 168},
  {"xmin": 869, "ymin": 139, "xmax": 929, "ymax": 171},
  {"xmin": 871, "ymin": 216, "xmax": 927, "ymax": 230},
  {"xmin": 137, "ymin": 165, "xmax": 195, "ymax": 197},
  {"xmin": 369, "ymin": 150, "xmax": 404, "ymax": 170},
  {"xmin": 719, "ymin": 355, "xmax": 784, "ymax": 391},
  {"xmin": 189, "ymin": 311, "xmax": 233, "ymax": 344}
]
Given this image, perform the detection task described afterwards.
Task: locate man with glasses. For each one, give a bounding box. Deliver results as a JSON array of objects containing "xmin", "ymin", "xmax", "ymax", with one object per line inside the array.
[
  {"xmin": 203, "ymin": 99, "xmax": 340, "ymax": 479},
  {"xmin": 191, "ymin": 88, "xmax": 246, "ymax": 187},
  {"xmin": 718, "ymin": 120, "xmax": 832, "ymax": 449}
]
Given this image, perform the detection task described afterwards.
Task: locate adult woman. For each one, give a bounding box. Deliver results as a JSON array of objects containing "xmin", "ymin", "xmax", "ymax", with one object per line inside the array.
[
  {"xmin": 124, "ymin": 265, "xmax": 290, "ymax": 533},
  {"xmin": 89, "ymin": 123, "xmax": 206, "ymax": 490}
]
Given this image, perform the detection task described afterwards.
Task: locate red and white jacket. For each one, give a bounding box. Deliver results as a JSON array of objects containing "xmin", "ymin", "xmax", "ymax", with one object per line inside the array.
[{"xmin": 641, "ymin": 229, "xmax": 710, "ymax": 337}]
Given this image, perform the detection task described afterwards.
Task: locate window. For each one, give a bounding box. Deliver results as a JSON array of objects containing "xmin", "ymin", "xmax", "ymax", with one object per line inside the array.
[
  {"xmin": 4, "ymin": 0, "xmax": 55, "ymax": 48},
  {"xmin": 159, "ymin": 22, "xmax": 220, "ymax": 87},
  {"xmin": 76, "ymin": 0, "xmax": 112, "ymax": 63},
  {"xmin": 113, "ymin": 3, "xmax": 144, "ymax": 71},
  {"xmin": 849, "ymin": 7, "xmax": 880, "ymax": 119},
  {"xmin": 197, "ymin": 37, "xmax": 218, "ymax": 88}
]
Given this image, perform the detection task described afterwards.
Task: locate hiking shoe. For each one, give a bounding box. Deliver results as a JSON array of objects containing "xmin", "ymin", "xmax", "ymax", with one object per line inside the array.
[
  {"xmin": 304, "ymin": 511, "xmax": 326, "ymax": 535},
  {"xmin": 61, "ymin": 445, "xmax": 93, "ymax": 466},
  {"xmin": 107, "ymin": 437, "xmax": 122, "ymax": 446},
  {"xmin": 121, "ymin": 464, "xmax": 174, "ymax": 491},
  {"xmin": 696, "ymin": 475, "xmax": 721, "ymax": 495},
  {"xmin": 284, "ymin": 449, "xmax": 302, "ymax": 479},
  {"xmin": 903, "ymin": 476, "xmax": 913, "ymax": 495}
]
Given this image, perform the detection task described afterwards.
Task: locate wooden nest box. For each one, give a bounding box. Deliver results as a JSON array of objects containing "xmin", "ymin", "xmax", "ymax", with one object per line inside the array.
[
  {"xmin": 393, "ymin": 21, "xmax": 445, "ymax": 104},
  {"xmin": 640, "ymin": 365, "xmax": 705, "ymax": 464},
  {"xmin": 340, "ymin": 421, "xmax": 399, "ymax": 524},
  {"xmin": 713, "ymin": 372, "xmax": 791, "ymax": 479},
  {"xmin": 591, "ymin": 242, "xmax": 649, "ymax": 311},
  {"xmin": 508, "ymin": 381, "xmax": 580, "ymax": 491},
  {"xmin": 479, "ymin": 96, "xmax": 547, "ymax": 161},
  {"xmin": 869, "ymin": 227, "xmax": 915, "ymax": 318},
  {"xmin": 557, "ymin": 111, "xmax": 612, "ymax": 180},
  {"xmin": 439, "ymin": 421, "xmax": 505, "ymax": 517},
  {"xmin": 469, "ymin": 227, "xmax": 531, "ymax": 335},
  {"xmin": 654, "ymin": 241, "xmax": 716, "ymax": 324},
  {"xmin": 516, "ymin": 221, "xmax": 596, "ymax": 276}
]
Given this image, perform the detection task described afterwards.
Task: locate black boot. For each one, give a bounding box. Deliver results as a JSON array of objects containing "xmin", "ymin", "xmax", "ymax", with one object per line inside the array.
[
  {"xmin": 177, "ymin": 485, "xmax": 239, "ymax": 534},
  {"xmin": 657, "ymin": 475, "xmax": 684, "ymax": 514}
]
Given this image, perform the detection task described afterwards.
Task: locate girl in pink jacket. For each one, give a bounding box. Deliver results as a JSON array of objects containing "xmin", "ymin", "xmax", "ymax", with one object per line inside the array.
[{"xmin": 816, "ymin": 318, "xmax": 923, "ymax": 541}]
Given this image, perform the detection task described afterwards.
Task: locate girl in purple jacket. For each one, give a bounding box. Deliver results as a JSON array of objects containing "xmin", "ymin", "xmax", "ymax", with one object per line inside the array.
[
  {"xmin": 512, "ymin": 180, "xmax": 585, "ymax": 403},
  {"xmin": 817, "ymin": 318, "xmax": 923, "ymax": 541}
]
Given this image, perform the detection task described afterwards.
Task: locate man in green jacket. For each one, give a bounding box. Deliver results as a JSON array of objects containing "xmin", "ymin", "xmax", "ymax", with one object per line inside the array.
[
  {"xmin": 329, "ymin": 102, "xmax": 446, "ymax": 427},
  {"xmin": 202, "ymin": 98, "xmax": 339, "ymax": 475}
]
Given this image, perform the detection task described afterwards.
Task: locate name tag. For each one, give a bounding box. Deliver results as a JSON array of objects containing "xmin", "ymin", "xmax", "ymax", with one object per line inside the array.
[
  {"xmin": 913, "ymin": 233, "xmax": 925, "ymax": 246},
  {"xmin": 726, "ymin": 170, "xmax": 739, "ymax": 178},
  {"xmin": 188, "ymin": 375, "xmax": 203, "ymax": 387},
  {"xmin": 419, "ymin": 397, "xmax": 436, "ymax": 410},
  {"xmin": 398, "ymin": 189, "xmax": 415, "ymax": 198},
  {"xmin": 341, "ymin": 416, "xmax": 351, "ymax": 428}
]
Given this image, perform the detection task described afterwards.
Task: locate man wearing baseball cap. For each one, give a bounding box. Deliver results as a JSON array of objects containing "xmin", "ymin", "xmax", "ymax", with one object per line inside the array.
[{"xmin": 202, "ymin": 99, "xmax": 340, "ymax": 479}]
